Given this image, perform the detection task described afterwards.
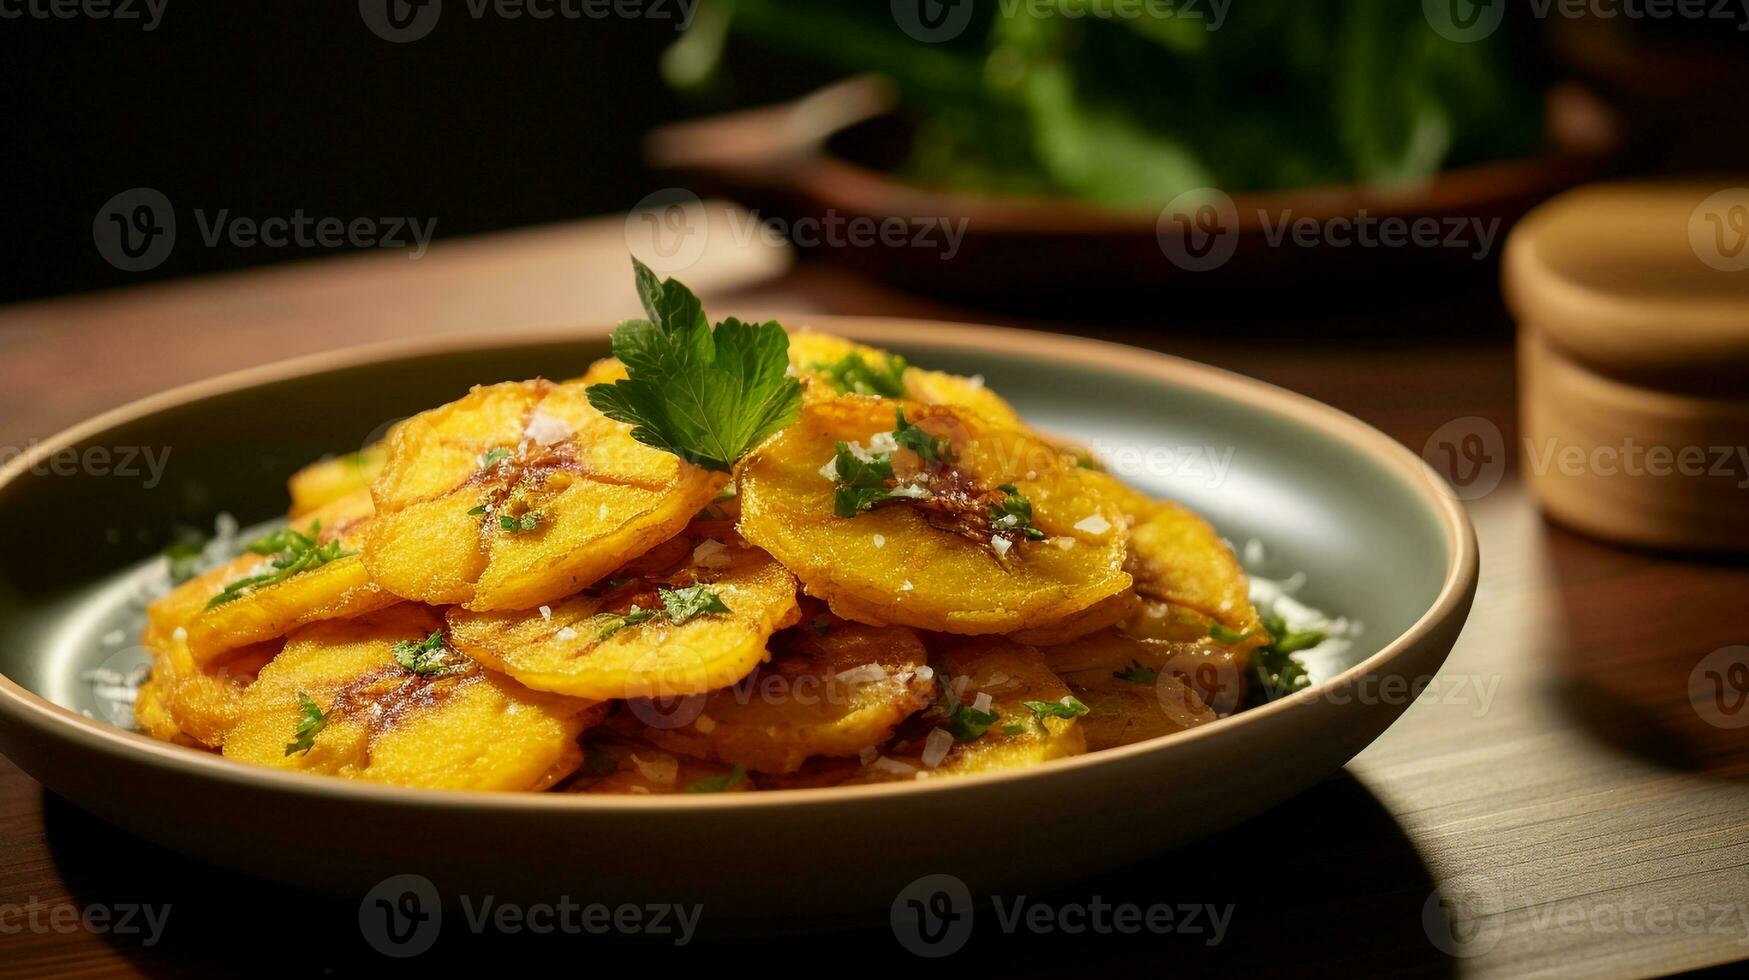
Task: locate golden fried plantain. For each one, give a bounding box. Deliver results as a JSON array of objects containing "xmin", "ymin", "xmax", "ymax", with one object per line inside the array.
[
  {"xmin": 637, "ymin": 621, "xmax": 935, "ymax": 774},
  {"xmin": 787, "ymin": 331, "xmax": 1026, "ymax": 427},
  {"xmin": 854, "ymin": 637, "xmax": 1087, "ymax": 781},
  {"xmin": 288, "ymin": 447, "xmax": 386, "ymax": 518},
  {"xmin": 446, "ymin": 525, "xmax": 800, "ymax": 699},
  {"xmin": 737, "ymin": 399, "xmax": 1131, "ymax": 634},
  {"xmin": 564, "ymin": 732, "xmax": 754, "ymax": 794},
  {"xmin": 147, "ymin": 490, "xmax": 395, "ymax": 665},
  {"xmin": 135, "ymin": 639, "xmax": 278, "ymax": 748},
  {"xmin": 363, "ymin": 379, "xmax": 723, "ymax": 612},
  {"xmin": 1126, "ymin": 499, "xmax": 1261, "ymax": 634},
  {"xmin": 223, "ymin": 606, "xmax": 601, "ymax": 790}
]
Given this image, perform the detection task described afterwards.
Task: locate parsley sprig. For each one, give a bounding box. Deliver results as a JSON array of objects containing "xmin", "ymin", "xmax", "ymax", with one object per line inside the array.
[
  {"xmin": 1113, "ymin": 659, "xmax": 1158, "ymax": 684},
  {"xmin": 990, "ymin": 484, "xmax": 1048, "ymax": 541},
  {"xmin": 392, "ymin": 629, "xmax": 466, "ymax": 676},
  {"xmin": 1247, "ymin": 612, "xmax": 1323, "ymax": 704},
  {"xmin": 284, "ymin": 692, "xmax": 327, "ymax": 756},
  {"xmin": 1021, "ymin": 695, "xmax": 1090, "ymax": 732},
  {"xmin": 831, "ymin": 442, "xmax": 901, "ymax": 517},
  {"xmin": 594, "ymin": 585, "xmax": 732, "ymax": 639},
  {"xmin": 585, "ymin": 258, "xmax": 803, "ymax": 472},
  {"xmin": 205, "ymin": 523, "xmax": 354, "ymax": 610}
]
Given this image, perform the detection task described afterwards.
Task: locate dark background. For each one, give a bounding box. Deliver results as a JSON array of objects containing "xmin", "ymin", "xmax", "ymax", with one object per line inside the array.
[{"xmin": 3, "ymin": 1, "xmax": 1747, "ymax": 304}]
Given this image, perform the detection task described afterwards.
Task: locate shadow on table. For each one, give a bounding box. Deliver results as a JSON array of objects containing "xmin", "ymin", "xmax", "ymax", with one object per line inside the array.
[
  {"xmin": 1541, "ymin": 521, "xmax": 1749, "ymax": 781},
  {"xmin": 44, "ymin": 771, "xmax": 1457, "ymax": 977}
]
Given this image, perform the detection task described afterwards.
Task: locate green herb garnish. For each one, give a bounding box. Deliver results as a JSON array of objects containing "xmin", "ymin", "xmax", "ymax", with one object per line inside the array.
[
  {"xmin": 1022, "ymin": 696, "xmax": 1090, "ymax": 725},
  {"xmin": 990, "ymin": 484, "xmax": 1048, "ymax": 541},
  {"xmin": 284, "ymin": 692, "xmax": 327, "ymax": 756},
  {"xmin": 478, "ymin": 447, "xmax": 511, "ymax": 470},
  {"xmin": 1000, "ymin": 722, "xmax": 1029, "ymax": 735},
  {"xmin": 1262, "ymin": 612, "xmax": 1327, "ymax": 655},
  {"xmin": 1208, "ymin": 622, "xmax": 1250, "ymax": 645},
  {"xmin": 685, "ymin": 763, "xmax": 747, "ymax": 793},
  {"xmin": 499, "ymin": 512, "xmax": 541, "ymax": 534},
  {"xmin": 947, "ymin": 702, "xmax": 1001, "ymax": 742},
  {"xmin": 204, "ymin": 523, "xmax": 353, "ymax": 610},
  {"xmin": 585, "ymin": 257, "xmax": 803, "ymax": 472},
  {"xmin": 892, "ymin": 408, "xmax": 950, "ymax": 465},
  {"xmin": 596, "ymin": 605, "xmax": 657, "ymax": 639},
  {"xmin": 1247, "ymin": 612, "xmax": 1320, "ymax": 704},
  {"xmin": 812, "ymin": 351, "xmax": 908, "ymax": 397},
  {"xmin": 163, "ymin": 527, "xmax": 207, "ymax": 585},
  {"xmin": 1113, "ymin": 660, "xmax": 1157, "ymax": 684},
  {"xmin": 467, "ymin": 504, "xmax": 488, "ymax": 516},
  {"xmin": 392, "ymin": 629, "xmax": 461, "ymax": 676},
  {"xmin": 659, "ymin": 585, "xmax": 732, "ymax": 625},
  {"xmin": 831, "ymin": 441, "xmax": 899, "ymax": 517}
]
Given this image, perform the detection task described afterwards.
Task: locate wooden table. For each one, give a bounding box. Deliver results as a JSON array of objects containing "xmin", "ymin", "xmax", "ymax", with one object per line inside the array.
[{"xmin": 2, "ymin": 214, "xmax": 1746, "ymax": 978}]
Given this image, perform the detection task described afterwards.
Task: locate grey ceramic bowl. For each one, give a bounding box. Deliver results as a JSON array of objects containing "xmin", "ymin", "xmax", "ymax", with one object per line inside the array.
[{"xmin": 0, "ymin": 320, "xmax": 1476, "ymax": 924}]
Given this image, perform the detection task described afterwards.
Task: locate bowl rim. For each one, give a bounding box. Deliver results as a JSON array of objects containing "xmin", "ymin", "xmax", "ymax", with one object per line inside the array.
[{"xmin": 0, "ymin": 317, "xmax": 1478, "ymax": 812}]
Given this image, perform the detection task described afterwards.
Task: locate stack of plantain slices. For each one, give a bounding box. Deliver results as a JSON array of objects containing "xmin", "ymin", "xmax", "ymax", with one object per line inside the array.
[{"xmin": 137, "ymin": 262, "xmax": 1270, "ymax": 793}]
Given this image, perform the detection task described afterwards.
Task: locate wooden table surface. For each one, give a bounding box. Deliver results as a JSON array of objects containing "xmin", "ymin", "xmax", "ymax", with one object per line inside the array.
[{"xmin": 2, "ymin": 213, "xmax": 1746, "ymax": 978}]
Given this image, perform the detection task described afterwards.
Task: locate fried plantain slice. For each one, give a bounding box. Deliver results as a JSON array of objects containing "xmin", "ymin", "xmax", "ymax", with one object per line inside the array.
[
  {"xmin": 135, "ymin": 639, "xmax": 278, "ymax": 749},
  {"xmin": 737, "ymin": 399, "xmax": 1131, "ymax": 634},
  {"xmin": 363, "ymin": 379, "xmax": 723, "ymax": 612},
  {"xmin": 446, "ymin": 525, "xmax": 800, "ymax": 699},
  {"xmin": 1042, "ymin": 600, "xmax": 1265, "ymax": 751},
  {"xmin": 146, "ymin": 490, "xmax": 396, "ymax": 666},
  {"xmin": 636, "ymin": 621, "xmax": 935, "ymax": 774},
  {"xmin": 223, "ymin": 606, "xmax": 601, "ymax": 790},
  {"xmin": 853, "ymin": 637, "xmax": 1087, "ymax": 781},
  {"xmin": 1126, "ymin": 498, "xmax": 1261, "ymax": 634},
  {"xmin": 288, "ymin": 447, "xmax": 386, "ymax": 518},
  {"xmin": 786, "ymin": 331, "xmax": 1027, "ymax": 428},
  {"xmin": 564, "ymin": 732, "xmax": 754, "ymax": 794}
]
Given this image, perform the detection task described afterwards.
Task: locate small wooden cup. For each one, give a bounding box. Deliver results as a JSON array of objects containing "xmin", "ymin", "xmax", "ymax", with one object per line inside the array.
[{"xmin": 1506, "ymin": 180, "xmax": 1749, "ymax": 552}]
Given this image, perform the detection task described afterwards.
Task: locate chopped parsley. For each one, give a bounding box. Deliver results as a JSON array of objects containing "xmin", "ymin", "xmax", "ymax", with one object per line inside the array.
[
  {"xmin": 499, "ymin": 512, "xmax": 541, "ymax": 534},
  {"xmin": 892, "ymin": 408, "xmax": 950, "ymax": 465},
  {"xmin": 1000, "ymin": 722, "xmax": 1029, "ymax": 735},
  {"xmin": 989, "ymin": 484, "xmax": 1048, "ymax": 541},
  {"xmin": 205, "ymin": 523, "xmax": 354, "ymax": 610},
  {"xmin": 1247, "ymin": 612, "xmax": 1320, "ymax": 704},
  {"xmin": 392, "ymin": 629, "xmax": 462, "ymax": 676},
  {"xmin": 585, "ymin": 257, "xmax": 803, "ymax": 472},
  {"xmin": 1022, "ymin": 696, "xmax": 1090, "ymax": 730},
  {"xmin": 596, "ymin": 605, "xmax": 657, "ymax": 639},
  {"xmin": 659, "ymin": 584, "xmax": 732, "ymax": 624},
  {"xmin": 831, "ymin": 441, "xmax": 900, "ymax": 517},
  {"xmin": 947, "ymin": 702, "xmax": 1000, "ymax": 742},
  {"xmin": 685, "ymin": 763, "xmax": 747, "ymax": 793},
  {"xmin": 1208, "ymin": 622, "xmax": 1251, "ymax": 645},
  {"xmin": 467, "ymin": 504, "xmax": 488, "ymax": 516},
  {"xmin": 478, "ymin": 447, "xmax": 511, "ymax": 470},
  {"xmin": 284, "ymin": 692, "xmax": 327, "ymax": 756},
  {"xmin": 812, "ymin": 350, "xmax": 908, "ymax": 397},
  {"xmin": 1113, "ymin": 659, "xmax": 1158, "ymax": 684}
]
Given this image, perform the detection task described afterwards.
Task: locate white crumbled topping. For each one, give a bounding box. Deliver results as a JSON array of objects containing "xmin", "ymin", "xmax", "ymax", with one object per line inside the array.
[
  {"xmin": 871, "ymin": 756, "xmax": 917, "ymax": 775},
  {"xmin": 555, "ymin": 626, "xmax": 579, "ymax": 642},
  {"xmin": 991, "ymin": 536, "xmax": 1012, "ymax": 557},
  {"xmin": 846, "ymin": 441, "xmax": 875, "ymax": 463},
  {"xmin": 887, "ymin": 484, "xmax": 932, "ymax": 500},
  {"xmin": 818, "ymin": 457, "xmax": 839, "ymax": 482},
  {"xmin": 539, "ymin": 605, "xmax": 552, "ymax": 622},
  {"xmin": 1074, "ymin": 514, "xmax": 1112, "ymax": 535},
  {"xmin": 598, "ymin": 503, "xmax": 609, "ymax": 520},
  {"xmin": 1243, "ymin": 537, "xmax": 1267, "ymax": 567},
  {"xmin": 1053, "ymin": 537, "xmax": 1076, "ymax": 551},
  {"xmin": 835, "ymin": 663, "xmax": 889, "ymax": 685},
  {"xmin": 522, "ymin": 410, "xmax": 572, "ymax": 447},
  {"xmin": 900, "ymin": 580, "xmax": 914, "ymax": 592},
  {"xmin": 171, "ymin": 626, "xmax": 188, "ymax": 643},
  {"xmin": 692, "ymin": 538, "xmax": 732, "ymax": 569},
  {"xmin": 214, "ymin": 512, "xmax": 239, "ymax": 541},
  {"xmin": 921, "ymin": 728, "xmax": 954, "ymax": 768},
  {"xmin": 866, "ymin": 431, "xmax": 899, "ymax": 454},
  {"xmin": 1024, "ymin": 470, "xmax": 1037, "ymax": 481},
  {"xmin": 872, "ymin": 534, "xmax": 886, "ymax": 549},
  {"xmin": 630, "ymin": 753, "xmax": 678, "ymax": 786},
  {"xmin": 915, "ymin": 665, "xmax": 935, "ymax": 682},
  {"xmin": 972, "ymin": 691, "xmax": 993, "ymax": 714},
  {"xmin": 966, "ymin": 374, "xmax": 986, "ymax": 390},
  {"xmin": 694, "ymin": 714, "xmax": 717, "ymax": 734},
  {"xmin": 858, "ymin": 746, "xmax": 880, "ymax": 765}
]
